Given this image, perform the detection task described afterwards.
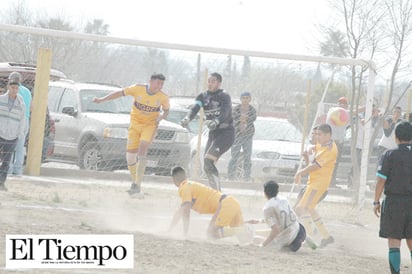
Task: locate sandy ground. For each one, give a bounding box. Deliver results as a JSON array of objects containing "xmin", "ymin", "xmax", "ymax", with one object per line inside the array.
[{"xmin": 0, "ymin": 175, "xmax": 411, "ymax": 274}]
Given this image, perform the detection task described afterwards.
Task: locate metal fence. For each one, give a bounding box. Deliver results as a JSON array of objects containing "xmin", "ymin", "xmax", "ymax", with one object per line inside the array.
[{"xmin": 0, "ymin": 23, "xmax": 377, "ymax": 206}]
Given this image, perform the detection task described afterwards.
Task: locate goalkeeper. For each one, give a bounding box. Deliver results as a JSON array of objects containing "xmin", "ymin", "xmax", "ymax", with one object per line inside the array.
[{"xmin": 181, "ymin": 72, "xmax": 234, "ymax": 191}]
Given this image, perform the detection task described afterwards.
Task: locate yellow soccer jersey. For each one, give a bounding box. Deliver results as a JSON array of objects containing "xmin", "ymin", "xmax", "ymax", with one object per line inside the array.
[
  {"xmin": 178, "ymin": 180, "xmax": 221, "ymax": 214},
  {"xmin": 308, "ymin": 141, "xmax": 337, "ymax": 187},
  {"xmin": 123, "ymin": 84, "xmax": 169, "ymax": 124}
]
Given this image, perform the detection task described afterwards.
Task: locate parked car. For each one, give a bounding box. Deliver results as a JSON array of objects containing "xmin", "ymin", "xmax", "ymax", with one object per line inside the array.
[
  {"xmin": 46, "ymin": 80, "xmax": 191, "ymax": 174},
  {"xmin": 190, "ymin": 116, "xmax": 302, "ymax": 183},
  {"xmin": 166, "ymin": 97, "xmax": 203, "ymax": 136},
  {"xmin": 0, "ymin": 62, "xmax": 66, "ymax": 161}
]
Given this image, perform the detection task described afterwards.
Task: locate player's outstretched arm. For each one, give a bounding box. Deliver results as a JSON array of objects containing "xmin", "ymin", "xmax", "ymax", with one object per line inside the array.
[
  {"xmin": 169, "ymin": 202, "xmax": 191, "ymax": 236},
  {"xmin": 373, "ymin": 177, "xmax": 386, "ymax": 217},
  {"xmin": 93, "ymin": 90, "xmax": 123, "ymax": 103},
  {"xmin": 260, "ymin": 225, "xmax": 280, "ymax": 247}
]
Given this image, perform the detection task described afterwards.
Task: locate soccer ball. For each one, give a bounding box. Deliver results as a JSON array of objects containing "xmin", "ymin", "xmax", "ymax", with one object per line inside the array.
[{"xmin": 327, "ymin": 107, "xmax": 349, "ymax": 126}]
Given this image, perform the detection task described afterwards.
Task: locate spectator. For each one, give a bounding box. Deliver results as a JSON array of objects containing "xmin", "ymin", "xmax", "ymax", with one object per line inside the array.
[
  {"xmin": 0, "ymin": 75, "xmax": 26, "ymax": 191},
  {"xmin": 377, "ymin": 106, "xmax": 403, "ymax": 157},
  {"xmin": 8, "ymin": 72, "xmax": 32, "ymax": 176},
  {"xmin": 181, "ymin": 72, "xmax": 234, "ymax": 191},
  {"xmin": 348, "ymin": 104, "xmax": 380, "ymax": 187},
  {"xmin": 228, "ymin": 91, "xmax": 257, "ymax": 182}
]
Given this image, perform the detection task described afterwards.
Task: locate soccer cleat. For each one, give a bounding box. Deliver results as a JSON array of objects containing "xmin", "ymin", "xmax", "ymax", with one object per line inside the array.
[
  {"xmin": 127, "ymin": 183, "xmax": 144, "ymax": 199},
  {"xmin": 319, "ymin": 236, "xmax": 334, "ymax": 248},
  {"xmin": 305, "ymin": 236, "xmax": 318, "ymax": 250}
]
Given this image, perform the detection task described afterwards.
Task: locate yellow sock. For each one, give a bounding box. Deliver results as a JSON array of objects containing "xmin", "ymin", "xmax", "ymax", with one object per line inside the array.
[
  {"xmin": 127, "ymin": 163, "xmax": 137, "ymax": 183},
  {"xmin": 300, "ymin": 215, "xmax": 315, "ymax": 236},
  {"xmin": 135, "ymin": 159, "xmax": 147, "ymax": 186},
  {"xmin": 313, "ymin": 217, "xmax": 330, "ymax": 239}
]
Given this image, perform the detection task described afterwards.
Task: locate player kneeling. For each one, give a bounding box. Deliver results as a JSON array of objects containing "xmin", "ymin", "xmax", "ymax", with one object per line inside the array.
[
  {"xmin": 168, "ymin": 166, "xmax": 252, "ymax": 244},
  {"xmin": 246, "ymin": 180, "xmax": 317, "ymax": 251}
]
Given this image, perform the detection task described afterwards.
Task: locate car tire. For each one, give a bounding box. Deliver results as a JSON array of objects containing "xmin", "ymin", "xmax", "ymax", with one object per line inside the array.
[{"xmin": 79, "ymin": 142, "xmax": 104, "ymax": 170}]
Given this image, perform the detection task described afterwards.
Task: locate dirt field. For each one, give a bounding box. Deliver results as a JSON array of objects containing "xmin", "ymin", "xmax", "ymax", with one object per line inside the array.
[{"xmin": 0, "ymin": 174, "xmax": 411, "ymax": 274}]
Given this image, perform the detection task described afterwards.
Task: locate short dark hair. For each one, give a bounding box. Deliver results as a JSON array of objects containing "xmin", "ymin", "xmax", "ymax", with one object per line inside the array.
[
  {"xmin": 171, "ymin": 166, "xmax": 187, "ymax": 181},
  {"xmin": 210, "ymin": 72, "xmax": 222, "ymax": 83},
  {"xmin": 318, "ymin": 123, "xmax": 332, "ymax": 135},
  {"xmin": 151, "ymin": 73, "xmax": 166, "ymax": 81},
  {"xmin": 395, "ymin": 121, "xmax": 412, "ymax": 142},
  {"xmin": 263, "ymin": 180, "xmax": 279, "ymax": 199}
]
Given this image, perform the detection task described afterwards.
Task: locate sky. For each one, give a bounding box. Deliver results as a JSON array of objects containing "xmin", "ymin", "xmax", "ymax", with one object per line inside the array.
[{"xmin": 3, "ymin": 0, "xmax": 334, "ymax": 55}]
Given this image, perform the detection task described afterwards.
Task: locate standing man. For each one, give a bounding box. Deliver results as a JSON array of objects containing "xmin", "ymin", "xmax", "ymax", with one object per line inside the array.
[
  {"xmin": 0, "ymin": 75, "xmax": 26, "ymax": 190},
  {"xmin": 181, "ymin": 72, "xmax": 234, "ymax": 191},
  {"xmin": 168, "ymin": 166, "xmax": 249, "ymax": 242},
  {"xmin": 374, "ymin": 121, "xmax": 412, "ymax": 274},
  {"xmin": 377, "ymin": 106, "xmax": 403, "ymax": 157},
  {"xmin": 8, "ymin": 72, "xmax": 32, "ymax": 176},
  {"xmin": 93, "ymin": 73, "xmax": 169, "ymax": 199},
  {"xmin": 348, "ymin": 104, "xmax": 380, "ymax": 187},
  {"xmin": 293, "ymin": 123, "xmax": 337, "ymax": 248},
  {"xmin": 228, "ymin": 91, "xmax": 257, "ymax": 182}
]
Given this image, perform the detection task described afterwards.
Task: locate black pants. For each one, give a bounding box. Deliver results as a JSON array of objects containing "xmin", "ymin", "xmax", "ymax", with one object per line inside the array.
[
  {"xmin": 0, "ymin": 137, "xmax": 18, "ymax": 184},
  {"xmin": 204, "ymin": 127, "xmax": 235, "ymax": 190},
  {"xmin": 205, "ymin": 127, "xmax": 235, "ymax": 159}
]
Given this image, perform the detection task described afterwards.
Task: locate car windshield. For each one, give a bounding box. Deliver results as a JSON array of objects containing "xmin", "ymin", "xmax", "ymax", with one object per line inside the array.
[
  {"xmin": 253, "ymin": 118, "xmax": 302, "ymax": 143},
  {"xmin": 80, "ymin": 89, "xmax": 132, "ymax": 114}
]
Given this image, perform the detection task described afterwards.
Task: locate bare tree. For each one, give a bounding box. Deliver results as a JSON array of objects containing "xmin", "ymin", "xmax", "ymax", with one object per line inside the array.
[
  {"xmin": 0, "ymin": 0, "xmax": 34, "ymax": 61},
  {"xmin": 321, "ymin": 0, "xmax": 412, "ymax": 206},
  {"xmin": 381, "ymin": 0, "xmax": 412, "ymax": 113}
]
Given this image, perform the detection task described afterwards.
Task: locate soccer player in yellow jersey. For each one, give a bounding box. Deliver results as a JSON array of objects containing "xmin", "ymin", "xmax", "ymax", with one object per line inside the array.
[
  {"xmin": 93, "ymin": 73, "xmax": 169, "ymax": 198},
  {"xmin": 168, "ymin": 166, "xmax": 250, "ymax": 241},
  {"xmin": 293, "ymin": 123, "xmax": 337, "ymax": 248}
]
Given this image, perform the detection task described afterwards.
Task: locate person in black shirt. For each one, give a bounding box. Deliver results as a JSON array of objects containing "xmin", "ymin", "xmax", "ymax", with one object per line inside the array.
[
  {"xmin": 181, "ymin": 72, "xmax": 234, "ymax": 191},
  {"xmin": 374, "ymin": 121, "xmax": 412, "ymax": 274}
]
